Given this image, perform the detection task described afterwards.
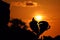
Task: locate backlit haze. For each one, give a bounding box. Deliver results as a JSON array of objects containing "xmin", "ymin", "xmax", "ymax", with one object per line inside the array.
[{"xmin": 4, "ymin": 0, "xmax": 60, "ymax": 38}]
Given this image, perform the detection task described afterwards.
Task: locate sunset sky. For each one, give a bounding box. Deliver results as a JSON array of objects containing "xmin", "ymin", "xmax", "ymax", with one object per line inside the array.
[{"xmin": 4, "ymin": 0, "xmax": 60, "ymax": 38}]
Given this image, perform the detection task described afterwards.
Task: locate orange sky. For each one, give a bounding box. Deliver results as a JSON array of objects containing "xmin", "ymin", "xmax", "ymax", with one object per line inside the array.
[{"xmin": 4, "ymin": 0, "xmax": 60, "ymax": 37}]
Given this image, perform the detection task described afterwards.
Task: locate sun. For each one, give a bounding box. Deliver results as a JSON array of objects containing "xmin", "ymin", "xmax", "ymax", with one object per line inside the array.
[{"xmin": 34, "ymin": 15, "xmax": 43, "ymax": 22}]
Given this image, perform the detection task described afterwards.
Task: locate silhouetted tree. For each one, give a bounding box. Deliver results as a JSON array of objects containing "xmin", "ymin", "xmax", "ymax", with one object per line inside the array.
[
  {"xmin": 9, "ymin": 19, "xmax": 23, "ymax": 32},
  {"xmin": 0, "ymin": 0, "xmax": 10, "ymax": 32},
  {"xmin": 8, "ymin": 18, "xmax": 36, "ymax": 40},
  {"xmin": 43, "ymin": 36, "xmax": 53, "ymax": 40},
  {"xmin": 54, "ymin": 35, "xmax": 60, "ymax": 40}
]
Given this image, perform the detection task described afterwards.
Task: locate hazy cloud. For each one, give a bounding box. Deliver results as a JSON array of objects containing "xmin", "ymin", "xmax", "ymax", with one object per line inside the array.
[{"xmin": 11, "ymin": 1, "xmax": 40, "ymax": 7}]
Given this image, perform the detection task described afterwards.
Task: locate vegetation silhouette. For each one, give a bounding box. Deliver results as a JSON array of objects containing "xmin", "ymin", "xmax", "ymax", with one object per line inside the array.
[
  {"xmin": 8, "ymin": 18, "xmax": 36, "ymax": 40},
  {"xmin": 54, "ymin": 35, "xmax": 60, "ymax": 40},
  {"xmin": 42, "ymin": 36, "xmax": 53, "ymax": 40},
  {"xmin": 9, "ymin": 19, "xmax": 25, "ymax": 32}
]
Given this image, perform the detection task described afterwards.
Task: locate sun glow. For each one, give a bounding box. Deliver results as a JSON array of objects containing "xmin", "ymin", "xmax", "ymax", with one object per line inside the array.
[{"xmin": 34, "ymin": 15, "xmax": 43, "ymax": 22}]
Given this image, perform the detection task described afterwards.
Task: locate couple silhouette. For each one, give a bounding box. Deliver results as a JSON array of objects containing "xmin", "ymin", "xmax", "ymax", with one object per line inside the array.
[{"xmin": 29, "ymin": 18, "xmax": 50, "ymax": 39}]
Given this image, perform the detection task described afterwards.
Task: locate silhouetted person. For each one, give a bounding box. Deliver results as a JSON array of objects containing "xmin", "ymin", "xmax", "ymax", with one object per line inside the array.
[
  {"xmin": 0, "ymin": 0, "xmax": 10, "ymax": 32},
  {"xmin": 39, "ymin": 21, "xmax": 50, "ymax": 36},
  {"xmin": 29, "ymin": 18, "xmax": 39, "ymax": 34}
]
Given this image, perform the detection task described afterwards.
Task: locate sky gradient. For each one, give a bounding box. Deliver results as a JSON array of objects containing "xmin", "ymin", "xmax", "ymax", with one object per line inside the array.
[{"xmin": 4, "ymin": 0, "xmax": 60, "ymax": 38}]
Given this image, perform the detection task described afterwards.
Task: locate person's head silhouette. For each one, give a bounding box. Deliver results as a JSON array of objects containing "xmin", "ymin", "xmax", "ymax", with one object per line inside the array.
[
  {"xmin": 39, "ymin": 21, "xmax": 50, "ymax": 35},
  {"xmin": 32, "ymin": 18, "xmax": 36, "ymax": 21},
  {"xmin": 29, "ymin": 17, "xmax": 39, "ymax": 34}
]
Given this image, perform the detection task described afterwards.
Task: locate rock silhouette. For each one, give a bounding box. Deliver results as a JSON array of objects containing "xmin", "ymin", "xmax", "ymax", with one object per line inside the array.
[{"xmin": 0, "ymin": 0, "xmax": 10, "ymax": 32}]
